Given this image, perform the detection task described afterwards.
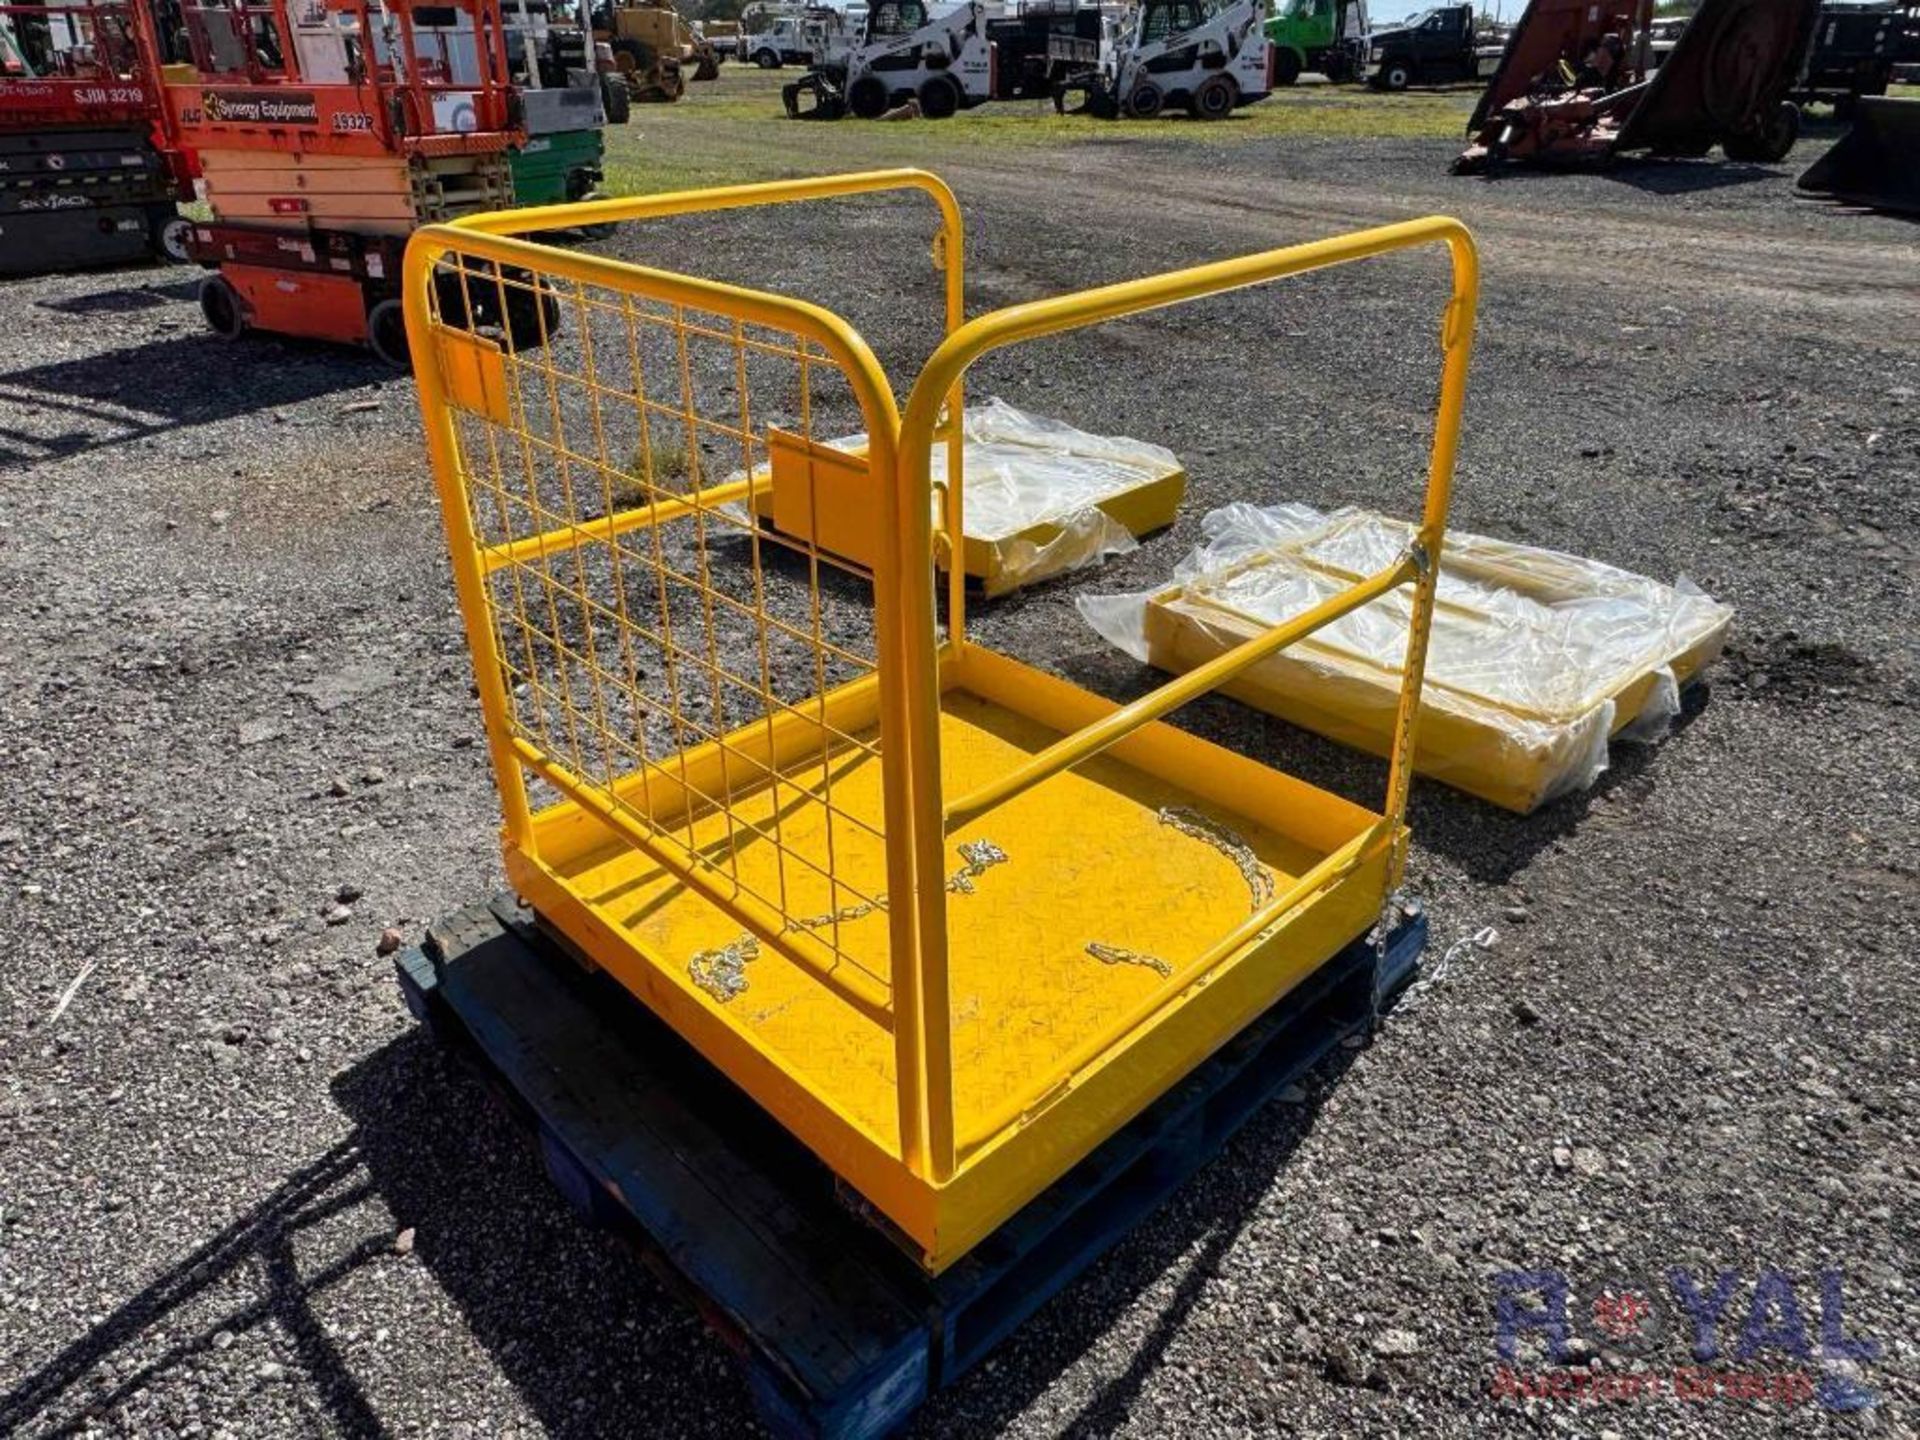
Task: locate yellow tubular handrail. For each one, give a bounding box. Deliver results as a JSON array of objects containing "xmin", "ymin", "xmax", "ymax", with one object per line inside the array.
[
  {"xmin": 896, "ymin": 215, "xmax": 1480, "ymax": 1172},
  {"xmin": 943, "ymin": 552, "xmax": 1419, "ymax": 833},
  {"xmin": 408, "ymin": 178, "xmax": 1479, "ymax": 1194},
  {"xmin": 475, "ymin": 476, "xmax": 761, "ymax": 576},
  {"xmin": 446, "ymin": 169, "xmax": 964, "ymax": 258}
]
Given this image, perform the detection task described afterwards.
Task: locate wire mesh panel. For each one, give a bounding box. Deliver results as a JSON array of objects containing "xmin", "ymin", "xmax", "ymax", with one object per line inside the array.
[{"xmin": 416, "ymin": 242, "xmax": 912, "ymax": 1018}]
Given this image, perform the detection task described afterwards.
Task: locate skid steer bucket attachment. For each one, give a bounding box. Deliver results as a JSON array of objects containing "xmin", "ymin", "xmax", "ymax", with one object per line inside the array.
[
  {"xmin": 783, "ymin": 70, "xmax": 850, "ymax": 118},
  {"xmin": 1797, "ymin": 97, "xmax": 1920, "ymax": 215}
]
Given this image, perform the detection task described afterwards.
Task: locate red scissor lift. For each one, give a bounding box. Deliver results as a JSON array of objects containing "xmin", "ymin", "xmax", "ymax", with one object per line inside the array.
[
  {"xmin": 166, "ymin": 0, "xmax": 541, "ymax": 363},
  {"xmin": 0, "ymin": 0, "xmax": 192, "ymax": 273}
]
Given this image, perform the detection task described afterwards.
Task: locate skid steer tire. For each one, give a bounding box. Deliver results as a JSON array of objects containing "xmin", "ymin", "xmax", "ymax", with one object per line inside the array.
[
  {"xmin": 849, "ymin": 74, "xmax": 890, "ymax": 119},
  {"xmin": 918, "ymin": 74, "xmax": 962, "ymax": 119},
  {"xmin": 366, "ymin": 298, "xmax": 411, "ymax": 370},
  {"xmin": 503, "ymin": 281, "xmax": 563, "ymax": 352},
  {"xmin": 1126, "ymin": 81, "xmax": 1164, "ymax": 119},
  {"xmin": 1724, "ymin": 101, "xmax": 1800, "ymax": 163},
  {"xmin": 431, "ymin": 269, "xmax": 478, "ymax": 331},
  {"xmin": 1272, "ymin": 49, "xmax": 1301, "ymax": 86},
  {"xmin": 1188, "ymin": 74, "xmax": 1236, "ymax": 120}
]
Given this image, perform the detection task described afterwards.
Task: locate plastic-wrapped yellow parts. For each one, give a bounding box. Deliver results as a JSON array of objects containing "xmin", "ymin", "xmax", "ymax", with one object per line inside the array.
[
  {"xmin": 1080, "ymin": 504, "xmax": 1733, "ymax": 813},
  {"xmin": 750, "ymin": 397, "xmax": 1187, "ymax": 594}
]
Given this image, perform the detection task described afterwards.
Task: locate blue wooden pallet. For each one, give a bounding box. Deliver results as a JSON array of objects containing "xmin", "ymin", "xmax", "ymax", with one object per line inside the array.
[{"xmin": 395, "ymin": 897, "xmax": 1425, "ymax": 1439}]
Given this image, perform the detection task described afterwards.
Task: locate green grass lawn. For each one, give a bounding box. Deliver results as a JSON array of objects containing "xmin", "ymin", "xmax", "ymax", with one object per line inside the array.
[{"xmin": 602, "ymin": 65, "xmax": 1478, "ymax": 195}]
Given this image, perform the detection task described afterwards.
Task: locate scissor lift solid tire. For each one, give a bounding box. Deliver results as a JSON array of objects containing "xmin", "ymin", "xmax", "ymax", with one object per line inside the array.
[
  {"xmin": 199, "ymin": 275, "xmax": 246, "ymax": 340},
  {"xmin": 367, "ymin": 298, "xmax": 411, "ymax": 369}
]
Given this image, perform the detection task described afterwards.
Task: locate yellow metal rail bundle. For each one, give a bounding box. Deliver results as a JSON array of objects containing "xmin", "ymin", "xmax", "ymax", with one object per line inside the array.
[{"xmin": 403, "ymin": 172, "xmax": 1477, "ymax": 1270}]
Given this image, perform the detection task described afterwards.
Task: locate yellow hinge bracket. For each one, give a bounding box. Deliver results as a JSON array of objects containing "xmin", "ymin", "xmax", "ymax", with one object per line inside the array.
[{"xmin": 433, "ymin": 324, "xmax": 510, "ymax": 425}]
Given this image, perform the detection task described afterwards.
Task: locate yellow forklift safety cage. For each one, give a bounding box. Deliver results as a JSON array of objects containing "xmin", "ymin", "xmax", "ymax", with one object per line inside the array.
[{"xmin": 405, "ymin": 172, "xmax": 1477, "ymax": 1270}]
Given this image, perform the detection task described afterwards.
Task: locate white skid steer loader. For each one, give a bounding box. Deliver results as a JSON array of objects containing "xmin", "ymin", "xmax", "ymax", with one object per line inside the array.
[
  {"xmin": 1054, "ymin": 0, "xmax": 1275, "ymax": 119},
  {"xmin": 783, "ymin": 0, "xmax": 993, "ymax": 118}
]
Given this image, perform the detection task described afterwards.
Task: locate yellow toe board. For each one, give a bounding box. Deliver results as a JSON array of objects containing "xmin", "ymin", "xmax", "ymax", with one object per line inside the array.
[{"xmin": 548, "ymin": 689, "xmax": 1326, "ymax": 1154}]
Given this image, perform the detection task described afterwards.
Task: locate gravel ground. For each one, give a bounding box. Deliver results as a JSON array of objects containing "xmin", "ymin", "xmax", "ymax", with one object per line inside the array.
[{"xmin": 1, "ymin": 133, "xmax": 1916, "ymax": 1439}]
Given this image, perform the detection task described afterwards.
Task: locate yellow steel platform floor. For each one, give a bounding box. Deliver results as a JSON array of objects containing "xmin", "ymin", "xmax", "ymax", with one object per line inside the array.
[{"xmin": 548, "ymin": 689, "xmax": 1332, "ymax": 1153}]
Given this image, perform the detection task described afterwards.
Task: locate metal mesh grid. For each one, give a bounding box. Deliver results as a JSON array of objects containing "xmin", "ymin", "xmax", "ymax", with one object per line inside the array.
[{"xmin": 427, "ymin": 251, "xmax": 900, "ymax": 997}]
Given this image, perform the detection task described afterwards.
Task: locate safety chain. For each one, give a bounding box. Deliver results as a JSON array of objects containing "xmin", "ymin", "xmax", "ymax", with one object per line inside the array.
[
  {"xmin": 688, "ymin": 838, "xmax": 1009, "ymax": 1003},
  {"xmin": 784, "ymin": 899, "xmax": 884, "ymax": 932},
  {"xmin": 1084, "ymin": 807, "xmax": 1276, "ymax": 980},
  {"xmin": 1392, "ymin": 920, "xmax": 1495, "ymax": 1016},
  {"xmin": 946, "ymin": 839, "xmax": 1010, "ymax": 894},
  {"xmin": 687, "ymin": 935, "xmax": 761, "ymax": 1004},
  {"xmin": 1159, "ymin": 806, "xmax": 1275, "ymax": 910},
  {"xmin": 1085, "ymin": 941, "xmax": 1173, "ymax": 979}
]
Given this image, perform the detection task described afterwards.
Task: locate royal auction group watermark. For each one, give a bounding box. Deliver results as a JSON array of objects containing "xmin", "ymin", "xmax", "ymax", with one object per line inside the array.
[{"xmin": 1490, "ymin": 1268, "xmax": 1881, "ymax": 1412}]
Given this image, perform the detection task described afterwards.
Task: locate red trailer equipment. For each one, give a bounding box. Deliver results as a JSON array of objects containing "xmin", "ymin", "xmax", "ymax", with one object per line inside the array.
[
  {"xmin": 1455, "ymin": 0, "xmax": 1818, "ymax": 173},
  {"xmin": 0, "ymin": 0, "xmax": 191, "ymax": 273},
  {"xmin": 165, "ymin": 0, "xmax": 544, "ymax": 361}
]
